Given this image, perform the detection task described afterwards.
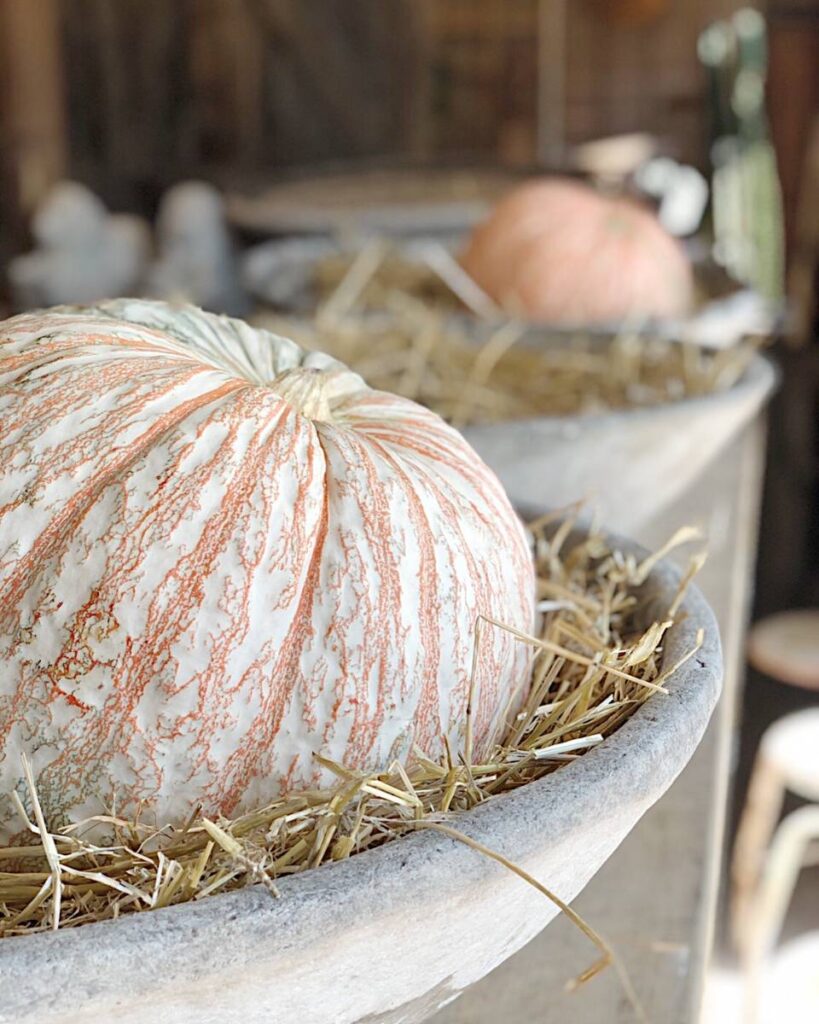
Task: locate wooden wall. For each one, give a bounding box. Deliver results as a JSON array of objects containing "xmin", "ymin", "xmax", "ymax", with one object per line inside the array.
[
  {"xmin": 0, "ymin": 0, "xmax": 67, "ymax": 271},
  {"xmin": 564, "ymin": 0, "xmax": 748, "ymax": 153},
  {"xmin": 3, "ymin": 0, "xmax": 754, "ymax": 234},
  {"xmin": 59, "ymin": 0, "xmax": 427, "ymax": 212}
]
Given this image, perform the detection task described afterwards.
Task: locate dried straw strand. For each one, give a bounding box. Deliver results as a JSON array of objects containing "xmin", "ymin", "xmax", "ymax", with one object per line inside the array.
[{"xmin": 254, "ymin": 306, "xmax": 762, "ymax": 430}]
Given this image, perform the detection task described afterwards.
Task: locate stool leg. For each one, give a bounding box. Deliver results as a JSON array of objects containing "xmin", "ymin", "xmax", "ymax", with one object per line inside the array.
[
  {"xmin": 731, "ymin": 753, "xmax": 785, "ymax": 954},
  {"xmin": 742, "ymin": 806, "xmax": 819, "ymax": 1024}
]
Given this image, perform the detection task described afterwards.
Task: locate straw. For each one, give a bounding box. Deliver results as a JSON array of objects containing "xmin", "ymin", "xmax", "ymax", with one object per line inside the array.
[{"xmin": 1, "ymin": 511, "xmax": 704, "ymax": 949}]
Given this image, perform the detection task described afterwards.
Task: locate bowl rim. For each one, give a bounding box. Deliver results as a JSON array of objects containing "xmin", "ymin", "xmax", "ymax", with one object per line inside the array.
[{"xmin": 459, "ymin": 348, "xmax": 777, "ymax": 436}]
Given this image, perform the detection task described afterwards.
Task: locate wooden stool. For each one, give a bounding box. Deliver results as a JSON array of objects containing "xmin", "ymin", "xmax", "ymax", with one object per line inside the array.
[
  {"xmin": 747, "ymin": 610, "xmax": 819, "ymax": 692},
  {"xmin": 731, "ymin": 610, "xmax": 819, "ymax": 1019},
  {"xmin": 740, "ymin": 800, "xmax": 819, "ymax": 1020}
]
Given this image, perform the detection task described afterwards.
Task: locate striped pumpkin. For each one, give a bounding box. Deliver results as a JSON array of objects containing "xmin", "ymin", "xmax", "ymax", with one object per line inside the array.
[{"xmin": 0, "ymin": 300, "xmax": 534, "ymax": 840}]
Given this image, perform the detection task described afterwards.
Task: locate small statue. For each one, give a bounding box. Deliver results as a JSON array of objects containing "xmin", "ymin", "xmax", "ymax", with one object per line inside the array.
[
  {"xmin": 146, "ymin": 181, "xmax": 246, "ymax": 316},
  {"xmin": 8, "ymin": 181, "xmax": 151, "ymax": 310}
]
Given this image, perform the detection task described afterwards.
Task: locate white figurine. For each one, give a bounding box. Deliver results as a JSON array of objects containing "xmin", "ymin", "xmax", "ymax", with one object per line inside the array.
[
  {"xmin": 635, "ymin": 158, "xmax": 710, "ymax": 238},
  {"xmin": 146, "ymin": 181, "xmax": 246, "ymax": 315},
  {"xmin": 8, "ymin": 181, "xmax": 151, "ymax": 310}
]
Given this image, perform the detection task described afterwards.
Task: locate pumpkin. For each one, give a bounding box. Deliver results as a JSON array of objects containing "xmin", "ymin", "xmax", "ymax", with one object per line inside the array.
[
  {"xmin": 0, "ymin": 300, "xmax": 535, "ymax": 840},
  {"xmin": 460, "ymin": 178, "xmax": 694, "ymax": 325}
]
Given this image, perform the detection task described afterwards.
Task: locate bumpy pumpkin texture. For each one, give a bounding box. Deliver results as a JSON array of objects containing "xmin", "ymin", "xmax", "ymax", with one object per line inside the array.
[
  {"xmin": 460, "ymin": 177, "xmax": 694, "ymax": 325},
  {"xmin": 0, "ymin": 300, "xmax": 534, "ymax": 840}
]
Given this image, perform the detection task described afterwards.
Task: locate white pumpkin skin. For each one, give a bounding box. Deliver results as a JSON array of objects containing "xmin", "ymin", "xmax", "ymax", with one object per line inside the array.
[{"xmin": 0, "ymin": 300, "xmax": 534, "ymax": 840}]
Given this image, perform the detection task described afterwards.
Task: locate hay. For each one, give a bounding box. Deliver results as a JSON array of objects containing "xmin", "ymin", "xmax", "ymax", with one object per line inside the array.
[
  {"xmin": 313, "ymin": 240, "xmax": 457, "ymax": 315},
  {"xmin": 0, "ymin": 512, "xmax": 704, "ymax": 942},
  {"xmin": 253, "ymin": 242, "xmax": 762, "ymax": 429}
]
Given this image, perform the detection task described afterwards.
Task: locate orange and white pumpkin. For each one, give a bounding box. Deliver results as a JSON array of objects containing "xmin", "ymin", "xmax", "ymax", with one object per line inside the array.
[
  {"xmin": 460, "ymin": 178, "xmax": 694, "ymax": 325},
  {"xmin": 0, "ymin": 300, "xmax": 534, "ymax": 840}
]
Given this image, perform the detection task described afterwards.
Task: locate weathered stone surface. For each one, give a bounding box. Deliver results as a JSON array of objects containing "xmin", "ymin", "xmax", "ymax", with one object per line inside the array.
[
  {"xmin": 0, "ymin": 528, "xmax": 722, "ymax": 1024},
  {"xmin": 462, "ymin": 354, "xmax": 775, "ymax": 534}
]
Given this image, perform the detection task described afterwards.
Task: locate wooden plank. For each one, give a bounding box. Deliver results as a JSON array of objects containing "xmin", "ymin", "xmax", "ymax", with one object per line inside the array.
[
  {"xmin": 250, "ymin": 0, "xmax": 411, "ymax": 158},
  {"xmin": 0, "ymin": 0, "xmax": 67, "ymax": 215},
  {"xmin": 537, "ymin": 0, "xmax": 567, "ymax": 165},
  {"xmin": 562, "ymin": 0, "xmax": 748, "ymax": 160},
  {"xmin": 768, "ymin": 16, "xmax": 819, "ymax": 261}
]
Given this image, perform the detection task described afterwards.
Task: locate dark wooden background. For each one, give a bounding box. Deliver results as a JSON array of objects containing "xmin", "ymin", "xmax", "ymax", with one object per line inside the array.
[{"xmin": 1, "ymin": 0, "xmax": 751, "ymax": 236}]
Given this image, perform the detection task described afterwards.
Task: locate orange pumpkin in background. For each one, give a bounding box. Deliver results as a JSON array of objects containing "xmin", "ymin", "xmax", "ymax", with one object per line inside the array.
[
  {"xmin": 0, "ymin": 300, "xmax": 535, "ymax": 841},
  {"xmin": 460, "ymin": 178, "xmax": 694, "ymax": 326}
]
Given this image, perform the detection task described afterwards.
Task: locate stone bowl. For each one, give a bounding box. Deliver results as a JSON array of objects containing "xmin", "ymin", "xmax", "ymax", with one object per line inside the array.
[
  {"xmin": 462, "ymin": 350, "xmax": 776, "ymax": 534},
  {"xmin": 0, "ymin": 524, "xmax": 722, "ymax": 1024}
]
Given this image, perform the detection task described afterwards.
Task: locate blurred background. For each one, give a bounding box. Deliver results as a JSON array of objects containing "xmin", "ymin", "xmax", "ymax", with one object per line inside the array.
[{"xmin": 1, "ymin": 1, "xmax": 817, "ymax": 1022}]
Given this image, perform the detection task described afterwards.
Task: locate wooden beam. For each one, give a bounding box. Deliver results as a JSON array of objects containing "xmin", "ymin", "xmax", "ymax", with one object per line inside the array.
[
  {"xmin": 0, "ymin": 0, "xmax": 67, "ymax": 217},
  {"xmin": 536, "ymin": 0, "xmax": 567, "ymax": 167}
]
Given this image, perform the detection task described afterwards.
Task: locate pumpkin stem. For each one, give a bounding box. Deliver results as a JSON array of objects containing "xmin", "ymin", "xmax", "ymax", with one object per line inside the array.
[{"xmin": 269, "ymin": 368, "xmax": 335, "ymax": 422}]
